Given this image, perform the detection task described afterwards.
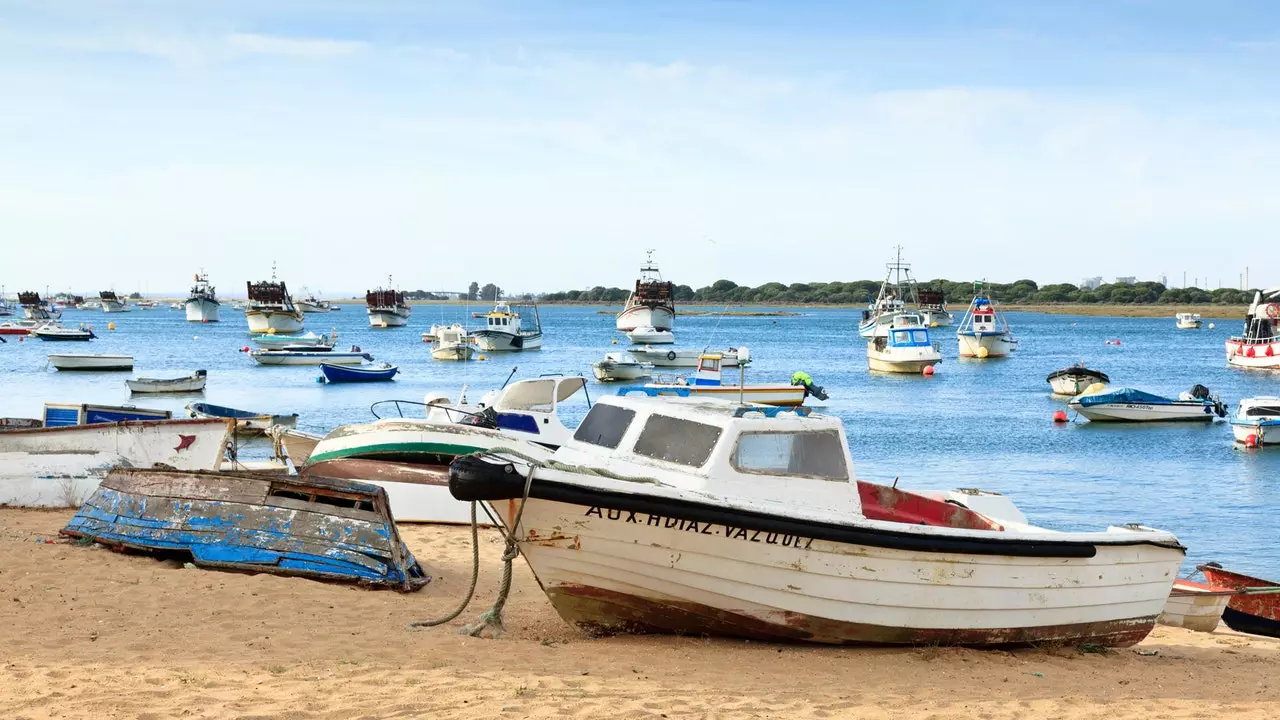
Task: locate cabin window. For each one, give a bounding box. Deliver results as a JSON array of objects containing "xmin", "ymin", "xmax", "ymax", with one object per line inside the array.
[
  {"xmin": 893, "ymin": 331, "xmax": 909, "ymax": 344},
  {"xmin": 633, "ymin": 415, "xmax": 721, "ymax": 467},
  {"xmin": 911, "ymin": 330, "xmax": 928, "ymax": 344},
  {"xmin": 573, "ymin": 404, "xmax": 635, "ymax": 449},
  {"xmin": 730, "ymin": 430, "xmax": 848, "ymax": 480}
]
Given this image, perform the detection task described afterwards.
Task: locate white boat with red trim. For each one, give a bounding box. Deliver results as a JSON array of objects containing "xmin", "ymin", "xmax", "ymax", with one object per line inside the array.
[
  {"xmin": 616, "ymin": 250, "xmax": 675, "ymax": 332},
  {"xmin": 1226, "ymin": 287, "xmax": 1280, "ymax": 369},
  {"xmin": 957, "ymin": 287, "xmax": 1017, "ymax": 358},
  {"xmin": 448, "ymin": 395, "xmax": 1186, "ymax": 647}
]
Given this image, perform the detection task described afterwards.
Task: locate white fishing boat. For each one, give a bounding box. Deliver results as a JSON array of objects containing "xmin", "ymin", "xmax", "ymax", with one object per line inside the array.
[
  {"xmin": 1226, "ymin": 288, "xmax": 1280, "ymax": 369},
  {"xmin": 126, "ymin": 370, "xmax": 208, "ymax": 394},
  {"xmin": 591, "ymin": 352, "xmax": 652, "ymax": 382},
  {"xmin": 249, "ymin": 347, "xmax": 371, "ymax": 366},
  {"xmin": 185, "ymin": 271, "xmax": 220, "ymax": 322},
  {"xmin": 956, "ymin": 288, "xmax": 1017, "ymax": 358},
  {"xmin": 48, "ymin": 354, "xmax": 134, "ymax": 371},
  {"xmin": 858, "ymin": 248, "xmax": 914, "ymax": 338},
  {"xmin": 250, "ymin": 331, "xmax": 335, "ymax": 349},
  {"xmin": 629, "ymin": 346, "xmax": 742, "ymax": 368},
  {"xmin": 916, "ymin": 288, "xmax": 952, "ymax": 327},
  {"xmin": 865, "ymin": 312, "xmax": 942, "ymax": 373},
  {"xmin": 1175, "ymin": 312, "xmax": 1202, "ymax": 330},
  {"xmin": 18, "ymin": 291, "xmax": 60, "ymax": 321},
  {"xmin": 643, "ymin": 351, "xmax": 826, "ymax": 407},
  {"xmin": 1230, "ymin": 396, "xmax": 1280, "ymax": 445},
  {"xmin": 430, "ymin": 324, "xmax": 475, "ymax": 361},
  {"xmin": 616, "ymin": 250, "xmax": 675, "ymax": 332},
  {"xmin": 295, "ymin": 288, "xmax": 331, "ymax": 313},
  {"xmin": 244, "ymin": 264, "xmax": 304, "ymax": 334},
  {"xmin": 627, "ymin": 326, "xmax": 674, "ymax": 345},
  {"xmin": 0, "ymin": 287, "xmax": 13, "ymax": 317},
  {"xmin": 472, "ymin": 301, "xmax": 543, "ymax": 351},
  {"xmin": 1067, "ymin": 384, "xmax": 1227, "ymax": 422},
  {"xmin": 1046, "ymin": 365, "xmax": 1110, "ymax": 396},
  {"xmin": 366, "ymin": 277, "xmax": 411, "ymax": 327},
  {"xmin": 447, "ymin": 395, "xmax": 1186, "ymax": 647},
  {"xmin": 0, "ymin": 417, "xmax": 232, "ymax": 472},
  {"xmin": 99, "ymin": 290, "xmax": 130, "ymax": 313}
]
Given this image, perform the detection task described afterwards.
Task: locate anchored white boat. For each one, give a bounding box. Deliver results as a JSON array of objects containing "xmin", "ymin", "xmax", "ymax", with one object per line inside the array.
[
  {"xmin": 366, "ymin": 277, "xmax": 411, "ymax": 327},
  {"xmin": 630, "ymin": 346, "xmax": 742, "ymax": 368},
  {"xmin": 448, "ymin": 395, "xmax": 1185, "ymax": 647},
  {"xmin": 1226, "ymin": 288, "xmax": 1280, "ymax": 369},
  {"xmin": 916, "ymin": 288, "xmax": 952, "ymax": 328},
  {"xmin": 1068, "ymin": 384, "xmax": 1227, "ymax": 422},
  {"xmin": 99, "ymin": 290, "xmax": 130, "ymax": 313},
  {"xmin": 591, "ymin": 352, "xmax": 652, "ymax": 382},
  {"xmin": 126, "ymin": 370, "xmax": 208, "ymax": 394},
  {"xmin": 1230, "ymin": 396, "xmax": 1280, "ymax": 445},
  {"xmin": 430, "ymin": 324, "xmax": 475, "ymax": 361},
  {"xmin": 627, "ymin": 326, "xmax": 674, "ymax": 345},
  {"xmin": 249, "ymin": 347, "xmax": 371, "ymax": 365},
  {"xmin": 644, "ymin": 350, "xmax": 825, "ymax": 407},
  {"xmin": 1046, "ymin": 365, "xmax": 1110, "ymax": 396},
  {"xmin": 49, "ymin": 354, "xmax": 133, "ymax": 371},
  {"xmin": 244, "ymin": 264, "xmax": 304, "ymax": 334},
  {"xmin": 956, "ymin": 288, "xmax": 1017, "ymax": 358},
  {"xmin": 185, "ymin": 271, "xmax": 220, "ymax": 322},
  {"xmin": 1175, "ymin": 312, "xmax": 1202, "ymax": 330},
  {"xmin": 865, "ymin": 312, "xmax": 941, "ymax": 373},
  {"xmin": 250, "ymin": 331, "xmax": 335, "ymax": 349},
  {"xmin": 616, "ymin": 250, "xmax": 675, "ymax": 332},
  {"xmin": 18, "ymin": 291, "xmax": 60, "ymax": 321},
  {"xmin": 473, "ymin": 301, "xmax": 543, "ymax": 351},
  {"xmin": 0, "ymin": 417, "xmax": 232, "ymax": 472},
  {"xmin": 295, "ymin": 288, "xmax": 331, "ymax": 313},
  {"xmin": 30, "ymin": 324, "xmax": 96, "ymax": 341}
]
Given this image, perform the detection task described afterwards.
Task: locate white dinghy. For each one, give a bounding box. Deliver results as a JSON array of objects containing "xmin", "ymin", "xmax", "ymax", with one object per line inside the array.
[
  {"xmin": 49, "ymin": 354, "xmax": 134, "ymax": 371},
  {"xmin": 450, "ymin": 396, "xmax": 1186, "ymax": 647},
  {"xmin": 126, "ymin": 369, "xmax": 208, "ymax": 394},
  {"xmin": 627, "ymin": 326, "xmax": 674, "ymax": 345},
  {"xmin": 591, "ymin": 352, "xmax": 652, "ymax": 382}
]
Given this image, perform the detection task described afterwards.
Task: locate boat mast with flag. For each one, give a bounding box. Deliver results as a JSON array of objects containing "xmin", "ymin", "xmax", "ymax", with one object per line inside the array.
[
  {"xmin": 956, "ymin": 282, "xmax": 1017, "ymax": 358},
  {"xmin": 616, "ymin": 250, "xmax": 675, "ymax": 332},
  {"xmin": 1226, "ymin": 287, "xmax": 1280, "ymax": 369}
]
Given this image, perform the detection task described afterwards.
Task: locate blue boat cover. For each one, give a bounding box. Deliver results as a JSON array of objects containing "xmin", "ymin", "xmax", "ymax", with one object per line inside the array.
[{"xmin": 1076, "ymin": 388, "xmax": 1177, "ymax": 407}]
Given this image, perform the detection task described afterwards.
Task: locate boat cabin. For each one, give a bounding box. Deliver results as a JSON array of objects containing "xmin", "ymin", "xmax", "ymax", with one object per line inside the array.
[
  {"xmin": 17, "ymin": 291, "xmax": 40, "ymax": 309},
  {"xmin": 552, "ymin": 395, "xmax": 1004, "ymax": 531},
  {"xmin": 481, "ymin": 301, "xmax": 542, "ymax": 335},
  {"xmin": 692, "ymin": 354, "xmax": 727, "ymax": 386},
  {"xmin": 366, "ymin": 288, "xmax": 407, "ymax": 310},
  {"xmin": 435, "ymin": 325, "xmax": 470, "ymax": 346},
  {"xmin": 247, "ymin": 280, "xmax": 294, "ymax": 309},
  {"xmin": 425, "ymin": 375, "xmax": 587, "ymax": 446},
  {"xmin": 42, "ymin": 403, "xmax": 171, "ymax": 427}
]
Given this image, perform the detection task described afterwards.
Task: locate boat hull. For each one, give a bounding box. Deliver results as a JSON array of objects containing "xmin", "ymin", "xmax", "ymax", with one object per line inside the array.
[
  {"xmin": 616, "ymin": 305, "xmax": 674, "ymax": 332},
  {"xmin": 473, "ymin": 330, "xmax": 543, "ymax": 352},
  {"xmin": 251, "ymin": 351, "xmax": 367, "ymax": 366},
  {"xmin": 368, "ymin": 309, "xmax": 410, "ymax": 328},
  {"xmin": 866, "ymin": 343, "xmax": 941, "ymax": 373},
  {"xmin": 919, "ymin": 309, "xmax": 952, "ymax": 327},
  {"xmin": 304, "ymin": 458, "xmax": 483, "ymax": 525},
  {"xmin": 958, "ymin": 332, "xmax": 1016, "ymax": 358},
  {"xmin": 628, "ymin": 329, "xmax": 674, "ymax": 345},
  {"xmin": 0, "ymin": 418, "xmax": 231, "ymax": 471},
  {"xmin": 1049, "ymin": 375, "xmax": 1101, "ymax": 396},
  {"xmin": 126, "ymin": 375, "xmax": 208, "ymax": 393},
  {"xmin": 0, "ymin": 451, "xmax": 124, "ymax": 508},
  {"xmin": 630, "ymin": 348, "xmax": 739, "ymax": 368},
  {"xmin": 1159, "ymin": 580, "xmax": 1229, "ymax": 633},
  {"xmin": 482, "ymin": 495, "xmax": 1182, "ymax": 647},
  {"xmin": 101, "ymin": 300, "xmax": 129, "ymax": 313},
  {"xmin": 1233, "ymin": 419, "xmax": 1280, "ymax": 444},
  {"xmin": 643, "ymin": 383, "xmax": 806, "ymax": 407},
  {"xmin": 1199, "ymin": 565, "xmax": 1280, "ymax": 638},
  {"xmin": 1226, "ymin": 339, "xmax": 1280, "ymax": 369},
  {"xmin": 1071, "ymin": 402, "xmax": 1218, "ymax": 422},
  {"xmin": 185, "ymin": 298, "xmax": 220, "ymax": 322},
  {"xmin": 592, "ymin": 362, "xmax": 649, "ymax": 382},
  {"xmin": 431, "ymin": 344, "xmax": 475, "ymax": 361},
  {"xmin": 49, "ymin": 354, "xmax": 133, "ymax": 371},
  {"xmin": 245, "ymin": 309, "xmax": 304, "ymax": 334},
  {"xmin": 319, "ymin": 363, "xmax": 398, "ymax": 382}
]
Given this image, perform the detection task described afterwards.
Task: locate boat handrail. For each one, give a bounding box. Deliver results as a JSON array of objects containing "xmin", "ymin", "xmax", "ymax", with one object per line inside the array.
[
  {"xmin": 369, "ymin": 399, "xmax": 491, "ymax": 422},
  {"xmin": 732, "ymin": 406, "xmax": 812, "ymax": 418}
]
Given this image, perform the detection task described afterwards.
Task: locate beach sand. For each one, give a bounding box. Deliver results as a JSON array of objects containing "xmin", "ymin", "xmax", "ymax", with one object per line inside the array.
[{"xmin": 3, "ymin": 508, "xmax": 1279, "ymax": 719}]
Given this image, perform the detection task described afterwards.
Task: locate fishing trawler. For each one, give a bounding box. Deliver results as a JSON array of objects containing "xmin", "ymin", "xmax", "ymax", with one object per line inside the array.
[
  {"xmin": 244, "ymin": 264, "xmax": 304, "ymax": 334},
  {"xmin": 99, "ymin": 290, "xmax": 130, "ymax": 313},
  {"xmin": 296, "ymin": 288, "xmax": 331, "ymax": 313},
  {"xmin": 956, "ymin": 286, "xmax": 1017, "ymax": 358},
  {"xmin": 616, "ymin": 250, "xmax": 675, "ymax": 332},
  {"xmin": 19, "ymin": 291, "xmax": 60, "ymax": 321},
  {"xmin": 184, "ymin": 271, "xmax": 220, "ymax": 322},
  {"xmin": 859, "ymin": 248, "xmax": 915, "ymax": 338},
  {"xmin": 366, "ymin": 277, "xmax": 411, "ymax": 328},
  {"xmin": 916, "ymin": 288, "xmax": 952, "ymax": 327},
  {"xmin": 1226, "ymin": 287, "xmax": 1280, "ymax": 369},
  {"xmin": 473, "ymin": 300, "xmax": 543, "ymax": 351}
]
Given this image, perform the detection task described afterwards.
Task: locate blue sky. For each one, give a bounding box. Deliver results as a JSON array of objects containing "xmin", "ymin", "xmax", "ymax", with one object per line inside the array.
[{"xmin": 2, "ymin": 1, "xmax": 1277, "ymax": 296}]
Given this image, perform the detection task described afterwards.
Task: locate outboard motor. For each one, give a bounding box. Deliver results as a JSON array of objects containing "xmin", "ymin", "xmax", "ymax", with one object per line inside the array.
[
  {"xmin": 791, "ymin": 371, "xmax": 830, "ymax": 402},
  {"xmin": 1190, "ymin": 384, "xmax": 1211, "ymax": 401}
]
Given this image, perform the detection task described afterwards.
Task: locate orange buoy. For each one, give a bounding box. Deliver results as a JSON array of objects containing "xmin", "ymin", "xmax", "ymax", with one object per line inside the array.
[
  {"xmin": 1247, "ymin": 347, "xmax": 1257, "ymax": 357},
  {"xmin": 1268, "ymin": 346, "xmax": 1275, "ymax": 357},
  {"xmin": 922, "ymin": 365, "xmax": 935, "ymax": 376},
  {"xmin": 1245, "ymin": 434, "xmax": 1260, "ymax": 449},
  {"xmin": 1053, "ymin": 410, "xmax": 1068, "ymax": 424}
]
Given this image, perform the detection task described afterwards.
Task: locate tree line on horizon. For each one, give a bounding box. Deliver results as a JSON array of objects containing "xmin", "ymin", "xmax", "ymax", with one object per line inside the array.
[{"xmin": 538, "ymin": 279, "xmax": 1256, "ymax": 306}]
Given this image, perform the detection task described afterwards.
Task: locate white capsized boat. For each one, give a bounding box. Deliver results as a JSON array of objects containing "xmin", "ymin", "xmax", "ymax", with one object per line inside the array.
[
  {"xmin": 630, "ymin": 346, "xmax": 741, "ymax": 368},
  {"xmin": 447, "ymin": 395, "xmax": 1186, "ymax": 647},
  {"xmin": 49, "ymin": 354, "xmax": 133, "ymax": 371},
  {"xmin": 126, "ymin": 370, "xmax": 208, "ymax": 393},
  {"xmin": 1068, "ymin": 384, "xmax": 1227, "ymax": 422},
  {"xmin": 865, "ymin": 312, "xmax": 941, "ymax": 373},
  {"xmin": 1230, "ymin": 396, "xmax": 1280, "ymax": 445},
  {"xmin": 627, "ymin": 326, "xmax": 674, "ymax": 345},
  {"xmin": 591, "ymin": 352, "xmax": 652, "ymax": 382}
]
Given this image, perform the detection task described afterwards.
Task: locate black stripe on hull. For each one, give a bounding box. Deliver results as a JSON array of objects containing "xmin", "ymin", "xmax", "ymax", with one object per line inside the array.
[{"xmin": 1220, "ymin": 606, "xmax": 1280, "ymax": 639}]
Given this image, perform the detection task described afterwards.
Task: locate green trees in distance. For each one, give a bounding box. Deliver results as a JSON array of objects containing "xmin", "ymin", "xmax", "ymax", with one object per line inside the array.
[{"xmin": 539, "ymin": 279, "xmax": 1254, "ymax": 305}]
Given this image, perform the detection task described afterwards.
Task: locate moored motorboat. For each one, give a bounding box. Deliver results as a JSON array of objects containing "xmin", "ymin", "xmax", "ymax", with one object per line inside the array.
[
  {"xmin": 99, "ymin": 290, "xmax": 130, "ymax": 313},
  {"xmin": 1067, "ymin": 384, "xmax": 1227, "ymax": 422},
  {"xmin": 616, "ymin": 250, "xmax": 675, "ymax": 332},
  {"xmin": 643, "ymin": 351, "xmax": 826, "ymax": 407},
  {"xmin": 366, "ymin": 277, "xmax": 411, "ymax": 327},
  {"xmin": 1226, "ymin": 288, "xmax": 1280, "ymax": 369},
  {"xmin": 295, "ymin": 288, "xmax": 332, "ymax": 313},
  {"xmin": 320, "ymin": 363, "xmax": 399, "ymax": 383},
  {"xmin": 0, "ymin": 319, "xmax": 45, "ymax": 335},
  {"xmin": 630, "ymin": 346, "xmax": 741, "ymax": 368},
  {"xmin": 126, "ymin": 370, "xmax": 208, "ymax": 394},
  {"xmin": 48, "ymin": 354, "xmax": 133, "ymax": 371},
  {"xmin": 956, "ymin": 288, "xmax": 1017, "ymax": 358},
  {"xmin": 865, "ymin": 312, "xmax": 941, "ymax": 373},
  {"xmin": 0, "ymin": 416, "xmax": 232, "ymax": 471},
  {"xmin": 1230, "ymin": 396, "xmax": 1280, "ymax": 445},
  {"xmin": 250, "ymin": 347, "xmax": 371, "ymax": 365},
  {"xmin": 187, "ymin": 402, "xmax": 298, "ymax": 435},
  {"xmin": 472, "ymin": 301, "xmax": 543, "ymax": 351},
  {"xmin": 185, "ymin": 271, "xmax": 220, "ymax": 322},
  {"xmin": 244, "ymin": 264, "xmax": 305, "ymax": 334},
  {"xmin": 430, "ymin": 324, "xmax": 475, "ymax": 361},
  {"xmin": 1175, "ymin": 312, "xmax": 1202, "ymax": 330},
  {"xmin": 591, "ymin": 352, "xmax": 652, "ymax": 382},
  {"xmin": 447, "ymin": 394, "xmax": 1186, "ymax": 647},
  {"xmin": 29, "ymin": 323, "xmax": 96, "ymax": 341},
  {"xmin": 1046, "ymin": 364, "xmax": 1110, "ymax": 396},
  {"xmin": 1198, "ymin": 563, "xmax": 1280, "ymax": 638},
  {"xmin": 250, "ymin": 331, "xmax": 335, "ymax": 349},
  {"xmin": 627, "ymin": 326, "xmax": 674, "ymax": 345}
]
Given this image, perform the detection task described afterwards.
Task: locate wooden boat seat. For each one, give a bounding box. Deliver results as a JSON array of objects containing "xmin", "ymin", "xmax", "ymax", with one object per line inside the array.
[{"xmin": 856, "ymin": 481, "xmax": 1003, "ymax": 531}]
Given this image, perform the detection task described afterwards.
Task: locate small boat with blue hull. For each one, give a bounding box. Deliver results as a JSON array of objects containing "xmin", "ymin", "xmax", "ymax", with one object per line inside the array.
[
  {"xmin": 1068, "ymin": 384, "xmax": 1227, "ymax": 422},
  {"xmin": 187, "ymin": 402, "xmax": 297, "ymax": 435},
  {"xmin": 61, "ymin": 467, "xmax": 430, "ymax": 591},
  {"xmin": 320, "ymin": 363, "xmax": 399, "ymax": 383}
]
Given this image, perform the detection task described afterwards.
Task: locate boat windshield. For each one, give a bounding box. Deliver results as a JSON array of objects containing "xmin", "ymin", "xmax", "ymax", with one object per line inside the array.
[
  {"xmin": 633, "ymin": 414, "xmax": 722, "ymax": 467},
  {"xmin": 573, "ymin": 404, "xmax": 635, "ymax": 449},
  {"xmin": 891, "ymin": 329, "xmax": 930, "ymax": 346},
  {"xmin": 495, "ymin": 377, "xmax": 585, "ymax": 412},
  {"xmin": 730, "ymin": 430, "xmax": 848, "ymax": 480}
]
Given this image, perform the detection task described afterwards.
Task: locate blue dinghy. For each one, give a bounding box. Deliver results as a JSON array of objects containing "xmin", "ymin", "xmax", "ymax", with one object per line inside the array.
[
  {"xmin": 187, "ymin": 402, "xmax": 297, "ymax": 434},
  {"xmin": 320, "ymin": 363, "xmax": 399, "ymax": 383},
  {"xmin": 61, "ymin": 467, "xmax": 430, "ymax": 591}
]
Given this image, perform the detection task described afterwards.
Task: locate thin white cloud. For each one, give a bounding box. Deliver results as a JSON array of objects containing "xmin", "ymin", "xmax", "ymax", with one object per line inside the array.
[{"xmin": 224, "ymin": 32, "xmax": 365, "ymax": 58}]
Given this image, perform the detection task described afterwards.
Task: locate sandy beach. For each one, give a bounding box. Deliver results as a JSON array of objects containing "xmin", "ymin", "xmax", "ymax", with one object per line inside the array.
[{"xmin": 1, "ymin": 509, "xmax": 1277, "ymax": 719}]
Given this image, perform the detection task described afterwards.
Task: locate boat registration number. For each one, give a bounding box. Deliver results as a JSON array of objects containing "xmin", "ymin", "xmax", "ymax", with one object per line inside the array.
[{"xmin": 583, "ymin": 506, "xmax": 815, "ymax": 549}]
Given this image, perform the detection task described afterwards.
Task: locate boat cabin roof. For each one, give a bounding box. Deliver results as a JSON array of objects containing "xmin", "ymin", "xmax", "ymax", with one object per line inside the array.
[{"xmin": 488, "ymin": 375, "xmax": 585, "ymax": 413}]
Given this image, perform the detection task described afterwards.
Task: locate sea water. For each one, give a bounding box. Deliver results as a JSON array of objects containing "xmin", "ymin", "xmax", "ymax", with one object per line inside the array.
[{"xmin": 2, "ymin": 305, "xmax": 1278, "ymax": 576}]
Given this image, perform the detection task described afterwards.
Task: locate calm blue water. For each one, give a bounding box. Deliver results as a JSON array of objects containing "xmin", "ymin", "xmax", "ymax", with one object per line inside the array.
[{"xmin": 3, "ymin": 305, "xmax": 1278, "ymax": 576}]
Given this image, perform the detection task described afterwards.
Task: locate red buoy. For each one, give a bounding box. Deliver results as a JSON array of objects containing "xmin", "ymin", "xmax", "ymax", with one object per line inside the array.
[
  {"xmin": 1053, "ymin": 410, "xmax": 1068, "ymax": 424},
  {"xmin": 922, "ymin": 365, "xmax": 935, "ymax": 376},
  {"xmin": 1246, "ymin": 434, "xmax": 1260, "ymax": 449},
  {"xmin": 1247, "ymin": 347, "xmax": 1257, "ymax": 358}
]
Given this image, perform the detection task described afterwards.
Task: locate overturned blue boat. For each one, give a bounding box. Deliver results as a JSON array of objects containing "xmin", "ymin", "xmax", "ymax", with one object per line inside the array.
[{"xmin": 60, "ymin": 467, "xmax": 430, "ymax": 591}]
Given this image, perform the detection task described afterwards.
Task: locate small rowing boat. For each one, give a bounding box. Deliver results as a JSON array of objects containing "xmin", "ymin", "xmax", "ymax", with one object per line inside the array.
[
  {"xmin": 1046, "ymin": 364, "xmax": 1110, "ymax": 396},
  {"xmin": 48, "ymin": 354, "xmax": 133, "ymax": 371},
  {"xmin": 1198, "ymin": 563, "xmax": 1280, "ymax": 638},
  {"xmin": 320, "ymin": 363, "xmax": 399, "ymax": 383},
  {"xmin": 186, "ymin": 402, "xmax": 298, "ymax": 435},
  {"xmin": 250, "ymin": 347, "xmax": 371, "ymax": 366},
  {"xmin": 126, "ymin": 369, "xmax": 208, "ymax": 394}
]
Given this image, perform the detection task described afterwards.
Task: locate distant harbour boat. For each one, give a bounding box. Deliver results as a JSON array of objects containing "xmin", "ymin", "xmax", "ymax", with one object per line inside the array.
[
  {"xmin": 295, "ymin": 287, "xmax": 332, "ymax": 314},
  {"xmin": 472, "ymin": 301, "xmax": 543, "ymax": 351},
  {"xmin": 616, "ymin": 250, "xmax": 675, "ymax": 332},
  {"xmin": 1175, "ymin": 312, "xmax": 1202, "ymax": 330},
  {"xmin": 244, "ymin": 263, "xmax": 304, "ymax": 334},
  {"xmin": 366, "ymin": 276, "xmax": 411, "ymax": 328},
  {"xmin": 99, "ymin": 290, "xmax": 130, "ymax": 313},
  {"xmin": 48, "ymin": 354, "xmax": 134, "ymax": 371},
  {"xmin": 956, "ymin": 287, "xmax": 1017, "ymax": 358},
  {"xmin": 185, "ymin": 270, "xmax": 220, "ymax": 322},
  {"xmin": 1046, "ymin": 365, "xmax": 1110, "ymax": 396},
  {"xmin": 1226, "ymin": 288, "xmax": 1280, "ymax": 369},
  {"xmin": 126, "ymin": 370, "xmax": 208, "ymax": 394},
  {"xmin": 18, "ymin": 291, "xmax": 60, "ymax": 321}
]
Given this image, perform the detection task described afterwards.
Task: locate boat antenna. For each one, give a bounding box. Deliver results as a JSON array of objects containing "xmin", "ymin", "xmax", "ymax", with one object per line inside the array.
[{"xmin": 500, "ymin": 365, "xmax": 519, "ymax": 389}]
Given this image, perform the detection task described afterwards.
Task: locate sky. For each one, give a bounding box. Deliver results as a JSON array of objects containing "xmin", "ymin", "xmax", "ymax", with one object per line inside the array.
[{"xmin": 2, "ymin": 0, "xmax": 1278, "ymax": 297}]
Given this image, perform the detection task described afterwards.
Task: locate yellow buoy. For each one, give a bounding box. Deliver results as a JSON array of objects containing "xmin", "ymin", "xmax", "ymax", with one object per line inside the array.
[
  {"xmin": 930, "ymin": 322, "xmax": 938, "ymax": 328},
  {"xmin": 107, "ymin": 322, "xmax": 115, "ymax": 331},
  {"xmin": 612, "ymin": 339, "xmax": 618, "ymax": 344},
  {"xmin": 267, "ymin": 328, "xmax": 277, "ymax": 335},
  {"xmin": 1209, "ymin": 323, "xmax": 1216, "ymax": 330},
  {"xmin": 976, "ymin": 346, "xmax": 990, "ymax": 358}
]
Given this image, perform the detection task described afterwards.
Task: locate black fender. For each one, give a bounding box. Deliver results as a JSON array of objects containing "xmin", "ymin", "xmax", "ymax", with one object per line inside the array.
[{"xmin": 449, "ymin": 454, "xmax": 526, "ymax": 501}]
